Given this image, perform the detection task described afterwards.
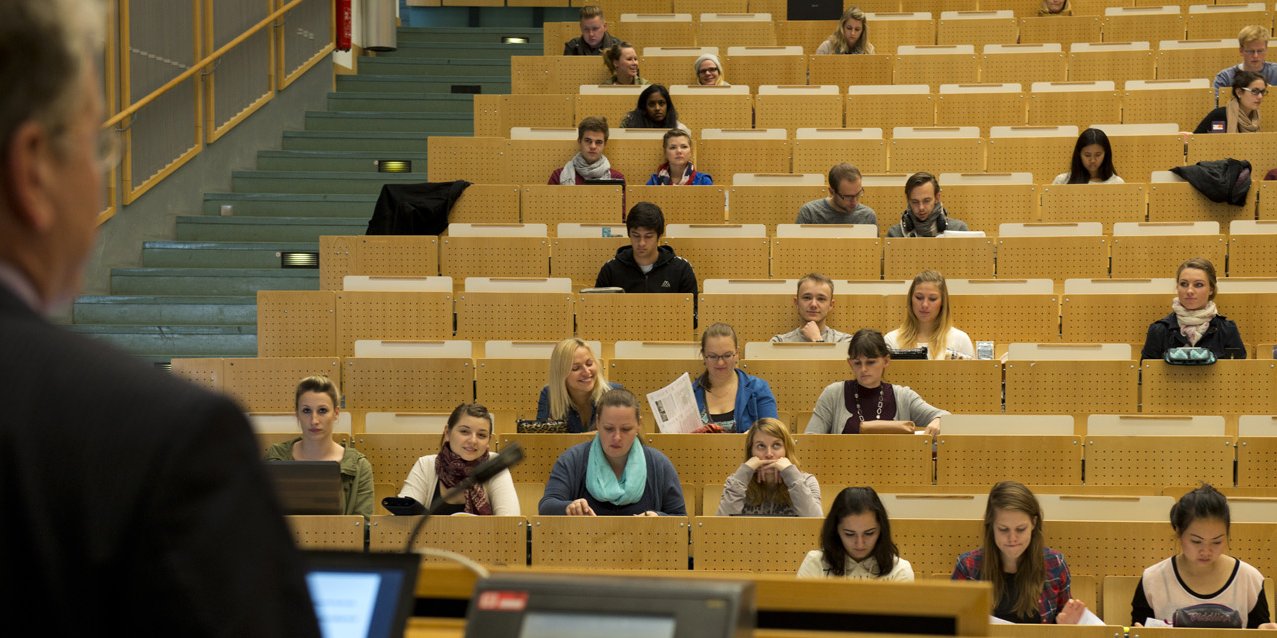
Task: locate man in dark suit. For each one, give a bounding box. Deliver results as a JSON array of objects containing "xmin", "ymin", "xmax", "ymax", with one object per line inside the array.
[{"xmin": 0, "ymin": 2, "xmax": 319, "ymax": 635}]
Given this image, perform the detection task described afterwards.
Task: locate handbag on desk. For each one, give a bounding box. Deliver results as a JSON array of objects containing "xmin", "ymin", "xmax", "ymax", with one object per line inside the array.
[
  {"xmin": 1172, "ymin": 603, "xmax": 1241, "ymax": 628},
  {"xmin": 1164, "ymin": 347, "xmax": 1216, "ymax": 366},
  {"xmin": 517, "ymin": 418, "xmax": 568, "ymax": 434}
]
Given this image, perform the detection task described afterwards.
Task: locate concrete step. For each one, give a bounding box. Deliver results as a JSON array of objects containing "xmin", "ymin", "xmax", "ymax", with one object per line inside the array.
[
  {"xmin": 256, "ymin": 149, "xmax": 428, "ymax": 174},
  {"xmin": 202, "ymin": 192, "xmax": 377, "ymax": 217},
  {"xmin": 176, "ymin": 215, "xmax": 366, "ymax": 242},
  {"xmin": 142, "ymin": 240, "xmax": 318, "ymax": 269},
  {"xmin": 110, "ymin": 267, "xmax": 319, "ymax": 296},
  {"xmin": 375, "ymin": 41, "xmax": 539, "ymax": 60},
  {"xmin": 67, "ymin": 324, "xmax": 257, "ymax": 357},
  {"xmin": 357, "ymin": 56, "xmax": 510, "ymax": 74},
  {"xmin": 281, "ymin": 130, "xmax": 433, "ymax": 153},
  {"xmin": 73, "ymin": 295, "xmax": 257, "ymax": 325},
  {"xmin": 304, "ymin": 110, "xmax": 472, "ymax": 134},
  {"xmin": 396, "ymin": 26, "xmax": 542, "ymax": 45},
  {"xmin": 231, "ymin": 170, "xmax": 424, "ymax": 195},
  {"xmin": 336, "ymin": 74, "xmax": 510, "ymax": 94},
  {"xmin": 326, "ymin": 91, "xmax": 472, "ymax": 114}
]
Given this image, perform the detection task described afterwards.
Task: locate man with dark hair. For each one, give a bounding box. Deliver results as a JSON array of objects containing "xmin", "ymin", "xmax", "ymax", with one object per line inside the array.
[
  {"xmin": 564, "ymin": 5, "xmax": 622, "ymax": 56},
  {"xmin": 796, "ymin": 162, "xmax": 877, "ymax": 225},
  {"xmin": 548, "ymin": 115, "xmax": 626, "ymax": 185},
  {"xmin": 0, "ymin": 1, "xmax": 319, "ymax": 634},
  {"xmin": 887, "ymin": 171, "xmax": 969, "ymax": 238},
  {"xmin": 594, "ymin": 202, "xmax": 697, "ymax": 293}
]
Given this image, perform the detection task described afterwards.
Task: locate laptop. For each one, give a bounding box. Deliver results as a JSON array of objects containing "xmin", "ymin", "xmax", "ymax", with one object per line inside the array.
[
  {"xmin": 264, "ymin": 460, "xmax": 343, "ymax": 515},
  {"xmin": 303, "ymin": 550, "xmax": 421, "ymax": 638}
]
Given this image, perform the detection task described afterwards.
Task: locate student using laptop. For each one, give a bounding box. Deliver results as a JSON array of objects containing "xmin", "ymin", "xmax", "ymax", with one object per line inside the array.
[
  {"xmin": 548, "ymin": 116, "xmax": 626, "ymax": 185},
  {"xmin": 594, "ymin": 202, "xmax": 697, "ymax": 293},
  {"xmin": 266, "ymin": 376, "xmax": 374, "ymax": 518},
  {"xmin": 398, "ymin": 402, "xmax": 519, "ymax": 515}
]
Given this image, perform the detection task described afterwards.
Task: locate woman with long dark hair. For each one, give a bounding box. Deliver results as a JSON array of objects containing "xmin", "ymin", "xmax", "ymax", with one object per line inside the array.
[{"xmin": 798, "ymin": 487, "xmax": 913, "ymax": 579}]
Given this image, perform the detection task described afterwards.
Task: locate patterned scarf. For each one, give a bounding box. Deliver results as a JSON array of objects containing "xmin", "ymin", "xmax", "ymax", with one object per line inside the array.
[
  {"xmin": 654, "ymin": 162, "xmax": 695, "ymax": 185},
  {"xmin": 1172, "ymin": 298, "xmax": 1218, "ymax": 347},
  {"xmin": 1226, "ymin": 98, "xmax": 1260, "ymax": 134},
  {"xmin": 434, "ymin": 442, "xmax": 493, "ymax": 515},
  {"xmin": 558, "ymin": 153, "xmax": 613, "ymax": 185},
  {"xmin": 899, "ymin": 203, "xmax": 948, "ymax": 237}
]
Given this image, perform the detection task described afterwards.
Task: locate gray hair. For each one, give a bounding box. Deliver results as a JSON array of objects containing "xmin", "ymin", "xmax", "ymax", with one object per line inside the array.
[{"xmin": 0, "ymin": 0, "xmax": 104, "ymax": 156}]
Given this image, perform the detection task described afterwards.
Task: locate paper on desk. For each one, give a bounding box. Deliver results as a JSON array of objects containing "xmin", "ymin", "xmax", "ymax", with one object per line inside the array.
[
  {"xmin": 988, "ymin": 609, "xmax": 1105, "ymax": 626},
  {"xmin": 647, "ymin": 372, "xmax": 702, "ymax": 434},
  {"xmin": 1144, "ymin": 618, "xmax": 1172, "ymax": 627}
]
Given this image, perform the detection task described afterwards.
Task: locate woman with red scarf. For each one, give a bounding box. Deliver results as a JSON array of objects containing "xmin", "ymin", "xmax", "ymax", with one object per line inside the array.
[
  {"xmin": 398, "ymin": 402, "xmax": 519, "ymax": 515},
  {"xmin": 646, "ymin": 129, "xmax": 713, "ymax": 186}
]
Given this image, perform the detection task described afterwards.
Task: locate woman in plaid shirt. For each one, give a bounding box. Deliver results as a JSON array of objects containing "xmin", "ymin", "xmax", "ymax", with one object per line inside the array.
[{"xmin": 951, "ymin": 481, "xmax": 1089, "ymax": 624}]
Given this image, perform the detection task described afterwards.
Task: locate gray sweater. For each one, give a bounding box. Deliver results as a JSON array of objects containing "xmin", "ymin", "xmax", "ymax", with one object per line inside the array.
[
  {"xmin": 804, "ymin": 381, "xmax": 949, "ymax": 434},
  {"xmin": 715, "ymin": 463, "xmax": 822, "ymax": 516},
  {"xmin": 795, "ymin": 198, "xmax": 877, "ymax": 226}
]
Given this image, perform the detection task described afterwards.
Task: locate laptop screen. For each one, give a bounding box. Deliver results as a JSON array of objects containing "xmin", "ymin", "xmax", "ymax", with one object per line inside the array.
[{"xmin": 304, "ymin": 551, "xmax": 421, "ymax": 638}]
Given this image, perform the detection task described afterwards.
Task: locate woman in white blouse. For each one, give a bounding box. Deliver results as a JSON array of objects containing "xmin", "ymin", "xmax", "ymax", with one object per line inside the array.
[{"xmin": 399, "ymin": 402, "xmax": 519, "ymax": 515}]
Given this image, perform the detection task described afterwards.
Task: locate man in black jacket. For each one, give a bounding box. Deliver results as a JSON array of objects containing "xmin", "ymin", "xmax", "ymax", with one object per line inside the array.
[{"xmin": 595, "ymin": 202, "xmax": 698, "ymax": 293}]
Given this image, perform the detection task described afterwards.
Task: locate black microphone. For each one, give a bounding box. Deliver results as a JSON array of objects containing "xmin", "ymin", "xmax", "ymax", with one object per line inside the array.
[{"xmin": 402, "ymin": 442, "xmax": 525, "ymax": 553}]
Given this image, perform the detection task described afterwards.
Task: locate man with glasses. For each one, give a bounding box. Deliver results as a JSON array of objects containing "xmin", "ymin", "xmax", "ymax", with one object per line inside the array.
[
  {"xmin": 0, "ymin": 1, "xmax": 319, "ymax": 634},
  {"xmin": 564, "ymin": 5, "xmax": 621, "ymax": 56},
  {"xmin": 594, "ymin": 202, "xmax": 697, "ymax": 294},
  {"xmin": 1213, "ymin": 25, "xmax": 1277, "ymax": 97},
  {"xmin": 796, "ymin": 163, "xmax": 877, "ymax": 226}
]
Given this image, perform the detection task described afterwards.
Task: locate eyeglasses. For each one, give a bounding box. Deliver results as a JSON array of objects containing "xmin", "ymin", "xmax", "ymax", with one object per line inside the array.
[
  {"xmin": 1242, "ymin": 48, "xmax": 1267, "ymax": 56},
  {"xmin": 698, "ymin": 67, "xmax": 720, "ymax": 74},
  {"xmin": 1243, "ymin": 87, "xmax": 1269, "ymax": 96},
  {"xmin": 703, "ymin": 352, "xmax": 736, "ymax": 363},
  {"xmin": 833, "ymin": 188, "xmax": 864, "ymax": 202}
]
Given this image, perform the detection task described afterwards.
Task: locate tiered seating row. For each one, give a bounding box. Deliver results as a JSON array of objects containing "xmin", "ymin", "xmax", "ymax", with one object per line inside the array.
[{"xmin": 428, "ymin": 133, "xmax": 1277, "ymax": 188}]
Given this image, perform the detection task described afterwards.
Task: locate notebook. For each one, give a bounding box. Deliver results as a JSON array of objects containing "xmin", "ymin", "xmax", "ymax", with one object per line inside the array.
[
  {"xmin": 303, "ymin": 550, "xmax": 421, "ymax": 638},
  {"xmin": 264, "ymin": 460, "xmax": 343, "ymax": 515}
]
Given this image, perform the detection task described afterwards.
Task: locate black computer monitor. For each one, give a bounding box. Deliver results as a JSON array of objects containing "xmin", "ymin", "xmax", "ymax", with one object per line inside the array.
[{"xmin": 303, "ymin": 550, "xmax": 421, "ymax": 638}]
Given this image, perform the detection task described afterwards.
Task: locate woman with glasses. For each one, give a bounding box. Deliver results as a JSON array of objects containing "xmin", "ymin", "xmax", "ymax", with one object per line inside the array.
[
  {"xmin": 694, "ymin": 53, "xmax": 728, "ymax": 86},
  {"xmin": 692, "ymin": 323, "xmax": 778, "ymax": 433},
  {"xmin": 1195, "ymin": 70, "xmax": 1266, "ymax": 134}
]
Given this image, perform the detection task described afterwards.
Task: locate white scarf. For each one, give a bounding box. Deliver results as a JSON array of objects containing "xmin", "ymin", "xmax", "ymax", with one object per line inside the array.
[
  {"xmin": 1172, "ymin": 298, "xmax": 1218, "ymax": 346},
  {"xmin": 558, "ymin": 153, "xmax": 613, "ymax": 185}
]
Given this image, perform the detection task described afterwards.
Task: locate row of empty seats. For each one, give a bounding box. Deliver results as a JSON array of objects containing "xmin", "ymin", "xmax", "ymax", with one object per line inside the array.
[
  {"xmin": 519, "ymin": 40, "xmax": 1260, "ymax": 93},
  {"xmin": 175, "ymin": 348, "xmax": 1277, "ymax": 428},
  {"xmin": 427, "ymin": 131, "xmax": 1277, "ymax": 188},
  {"xmin": 538, "ymin": 9, "xmax": 1277, "ymax": 57},
  {"xmin": 486, "ymin": 81, "xmax": 1223, "ymax": 136}
]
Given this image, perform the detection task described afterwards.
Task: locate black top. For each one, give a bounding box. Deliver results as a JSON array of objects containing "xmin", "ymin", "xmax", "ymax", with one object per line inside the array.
[
  {"xmin": 1140, "ymin": 311, "xmax": 1246, "ymax": 360},
  {"xmin": 594, "ymin": 245, "xmax": 699, "ymax": 294},
  {"xmin": 995, "ymin": 572, "xmax": 1043, "ymax": 624},
  {"xmin": 563, "ymin": 32, "xmax": 621, "ymax": 56},
  {"xmin": 1193, "ymin": 106, "xmax": 1228, "ymax": 134},
  {"xmin": 433, "ymin": 482, "xmax": 465, "ymax": 516}
]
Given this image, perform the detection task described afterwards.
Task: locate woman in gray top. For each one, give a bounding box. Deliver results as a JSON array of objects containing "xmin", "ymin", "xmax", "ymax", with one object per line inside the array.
[{"xmin": 805, "ymin": 329, "xmax": 948, "ymax": 436}]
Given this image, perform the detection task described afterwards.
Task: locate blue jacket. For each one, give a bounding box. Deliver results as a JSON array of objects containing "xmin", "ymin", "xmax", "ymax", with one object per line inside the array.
[
  {"xmin": 535, "ymin": 382, "xmax": 625, "ymax": 433},
  {"xmin": 538, "ymin": 440, "xmax": 686, "ymax": 516},
  {"xmin": 645, "ymin": 170, "xmax": 714, "ymax": 186},
  {"xmin": 692, "ymin": 368, "xmax": 779, "ymax": 432}
]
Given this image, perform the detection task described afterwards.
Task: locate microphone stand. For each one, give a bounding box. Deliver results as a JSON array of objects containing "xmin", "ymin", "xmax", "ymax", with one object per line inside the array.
[{"xmin": 401, "ymin": 442, "xmax": 524, "ymax": 553}]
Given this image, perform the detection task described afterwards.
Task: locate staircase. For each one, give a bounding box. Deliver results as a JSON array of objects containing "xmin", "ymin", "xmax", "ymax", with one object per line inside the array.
[{"xmin": 70, "ymin": 26, "xmax": 540, "ymax": 365}]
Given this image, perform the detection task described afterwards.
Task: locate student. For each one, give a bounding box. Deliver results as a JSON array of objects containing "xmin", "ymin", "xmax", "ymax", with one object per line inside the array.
[
  {"xmin": 646, "ymin": 129, "xmax": 712, "ymax": 185},
  {"xmin": 887, "ymin": 172, "xmax": 969, "ymax": 238},
  {"xmin": 952, "ymin": 481, "xmax": 1089, "ymax": 625},
  {"xmin": 563, "ymin": 5, "xmax": 621, "ymax": 56},
  {"xmin": 1195, "ymin": 70, "xmax": 1265, "ymax": 134},
  {"xmin": 536, "ymin": 338, "xmax": 623, "ymax": 433},
  {"xmin": 1131, "ymin": 484, "xmax": 1277, "ymax": 628},
  {"xmin": 622, "ymin": 84, "xmax": 689, "ymax": 131},
  {"xmin": 1140, "ymin": 257, "xmax": 1245, "ymax": 361},
  {"xmin": 796, "ymin": 163, "xmax": 877, "ymax": 226},
  {"xmin": 594, "ymin": 202, "xmax": 698, "ymax": 294},
  {"xmin": 1038, "ymin": 0, "xmax": 1071, "ymax": 15},
  {"xmin": 771, "ymin": 273, "xmax": 852, "ymax": 343},
  {"xmin": 815, "ymin": 7, "xmax": 875, "ymax": 54},
  {"xmin": 805, "ymin": 329, "xmax": 948, "ymax": 436},
  {"xmin": 885, "ymin": 271, "xmax": 975, "ymax": 360},
  {"xmin": 547, "ymin": 116, "xmax": 625, "ymax": 185},
  {"xmin": 266, "ymin": 376, "xmax": 374, "ymax": 518},
  {"xmin": 716, "ymin": 418, "xmax": 821, "ymax": 516},
  {"xmin": 797, "ymin": 487, "xmax": 914, "ymax": 580},
  {"xmin": 692, "ymin": 323, "xmax": 778, "ymax": 433},
  {"xmin": 398, "ymin": 402, "xmax": 519, "ymax": 515},
  {"xmin": 1213, "ymin": 25, "xmax": 1277, "ymax": 96},
  {"xmin": 604, "ymin": 41, "xmax": 649, "ymax": 86},
  {"xmin": 538, "ymin": 389, "xmax": 686, "ymax": 516},
  {"xmin": 1053, "ymin": 128, "xmax": 1124, "ymax": 184},
  {"xmin": 695, "ymin": 53, "xmax": 728, "ymax": 86}
]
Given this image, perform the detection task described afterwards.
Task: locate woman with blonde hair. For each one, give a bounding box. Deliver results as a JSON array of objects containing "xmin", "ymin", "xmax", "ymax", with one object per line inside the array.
[
  {"xmin": 885, "ymin": 271, "xmax": 974, "ymax": 360},
  {"xmin": 952, "ymin": 481, "xmax": 1088, "ymax": 624},
  {"xmin": 694, "ymin": 53, "xmax": 728, "ymax": 86},
  {"xmin": 536, "ymin": 338, "xmax": 623, "ymax": 433},
  {"xmin": 815, "ymin": 7, "xmax": 875, "ymax": 55},
  {"xmin": 716, "ymin": 418, "xmax": 821, "ymax": 517},
  {"xmin": 603, "ymin": 41, "xmax": 649, "ymax": 86},
  {"xmin": 266, "ymin": 375, "xmax": 374, "ymax": 518}
]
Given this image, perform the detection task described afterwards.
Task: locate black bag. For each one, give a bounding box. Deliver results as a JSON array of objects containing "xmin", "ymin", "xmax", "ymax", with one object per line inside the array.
[
  {"xmin": 1164, "ymin": 346, "xmax": 1216, "ymax": 366},
  {"xmin": 1172, "ymin": 603, "xmax": 1242, "ymax": 628}
]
